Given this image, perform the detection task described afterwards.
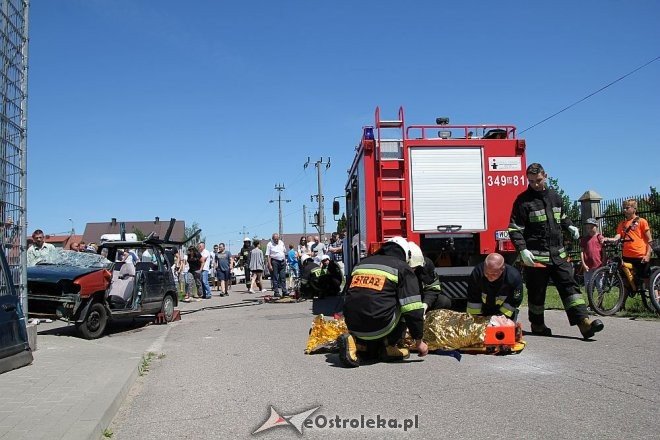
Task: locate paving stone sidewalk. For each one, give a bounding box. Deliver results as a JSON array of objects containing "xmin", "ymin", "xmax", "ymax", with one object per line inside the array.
[{"xmin": 0, "ymin": 320, "xmax": 168, "ymax": 440}]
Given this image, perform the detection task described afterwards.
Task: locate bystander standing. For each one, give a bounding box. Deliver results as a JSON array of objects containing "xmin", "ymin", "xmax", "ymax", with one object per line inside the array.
[{"xmin": 580, "ymin": 218, "xmax": 605, "ymax": 288}]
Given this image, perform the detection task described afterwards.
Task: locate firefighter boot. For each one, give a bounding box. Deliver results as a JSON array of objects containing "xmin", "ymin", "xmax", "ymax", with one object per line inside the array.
[
  {"xmin": 380, "ymin": 345, "xmax": 410, "ymax": 362},
  {"xmin": 577, "ymin": 318, "xmax": 604, "ymax": 339},
  {"xmin": 530, "ymin": 323, "xmax": 552, "ymax": 336},
  {"xmin": 337, "ymin": 334, "xmax": 360, "ymax": 368}
]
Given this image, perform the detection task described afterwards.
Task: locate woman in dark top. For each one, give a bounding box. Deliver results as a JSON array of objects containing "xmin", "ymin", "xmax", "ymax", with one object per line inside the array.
[{"xmin": 187, "ymin": 246, "xmax": 204, "ymax": 299}]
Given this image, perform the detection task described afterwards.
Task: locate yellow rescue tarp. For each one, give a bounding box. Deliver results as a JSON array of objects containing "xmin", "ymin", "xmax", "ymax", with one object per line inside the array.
[{"xmin": 304, "ymin": 315, "xmax": 348, "ymax": 354}]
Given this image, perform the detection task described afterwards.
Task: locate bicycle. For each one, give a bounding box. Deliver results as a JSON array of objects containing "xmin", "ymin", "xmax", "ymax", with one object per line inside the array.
[{"xmin": 586, "ymin": 239, "xmax": 659, "ymax": 315}]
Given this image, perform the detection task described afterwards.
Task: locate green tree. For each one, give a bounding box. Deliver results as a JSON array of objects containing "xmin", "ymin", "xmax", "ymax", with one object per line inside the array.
[
  {"xmin": 336, "ymin": 213, "xmax": 347, "ymax": 233},
  {"xmin": 548, "ymin": 177, "xmax": 580, "ymax": 222},
  {"xmin": 132, "ymin": 227, "xmax": 146, "ymax": 241},
  {"xmin": 183, "ymin": 222, "xmax": 204, "ymax": 247}
]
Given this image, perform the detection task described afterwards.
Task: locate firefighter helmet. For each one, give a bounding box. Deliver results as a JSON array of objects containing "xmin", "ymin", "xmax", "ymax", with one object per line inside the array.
[
  {"xmin": 300, "ymin": 254, "xmax": 311, "ymax": 264},
  {"xmin": 386, "ymin": 236, "xmax": 411, "ymax": 263},
  {"xmin": 408, "ymin": 241, "xmax": 424, "ymax": 268},
  {"xmin": 243, "ymin": 237, "xmax": 251, "ymax": 242}
]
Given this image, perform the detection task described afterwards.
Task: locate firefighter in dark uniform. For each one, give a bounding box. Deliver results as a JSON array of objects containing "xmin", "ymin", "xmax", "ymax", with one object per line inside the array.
[
  {"xmin": 299, "ymin": 255, "xmax": 322, "ymax": 299},
  {"xmin": 318, "ymin": 255, "xmax": 343, "ymax": 297},
  {"xmin": 338, "ymin": 237, "xmax": 428, "ymax": 367},
  {"xmin": 508, "ymin": 163, "xmax": 604, "ymax": 339},
  {"xmin": 238, "ymin": 237, "xmax": 253, "ymax": 289},
  {"xmin": 466, "ymin": 253, "xmax": 523, "ymax": 320}
]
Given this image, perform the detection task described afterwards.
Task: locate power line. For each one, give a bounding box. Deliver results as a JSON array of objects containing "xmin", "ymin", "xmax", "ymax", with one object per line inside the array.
[{"xmin": 520, "ymin": 55, "xmax": 660, "ymax": 134}]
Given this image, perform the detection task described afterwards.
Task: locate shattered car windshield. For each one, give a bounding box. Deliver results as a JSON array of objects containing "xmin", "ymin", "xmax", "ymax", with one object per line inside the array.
[{"xmin": 32, "ymin": 249, "xmax": 112, "ymax": 268}]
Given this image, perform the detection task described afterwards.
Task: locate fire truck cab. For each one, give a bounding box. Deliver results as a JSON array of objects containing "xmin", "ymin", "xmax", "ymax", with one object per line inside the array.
[{"xmin": 339, "ymin": 106, "xmax": 527, "ymax": 305}]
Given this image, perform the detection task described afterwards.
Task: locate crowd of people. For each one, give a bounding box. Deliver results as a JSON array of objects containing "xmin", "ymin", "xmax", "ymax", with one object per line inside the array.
[{"xmin": 168, "ymin": 231, "xmax": 349, "ymax": 302}]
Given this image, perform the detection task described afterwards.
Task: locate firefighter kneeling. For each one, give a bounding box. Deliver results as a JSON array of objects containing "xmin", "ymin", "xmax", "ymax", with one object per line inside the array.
[
  {"xmin": 299, "ymin": 255, "xmax": 343, "ymax": 299},
  {"xmin": 339, "ymin": 237, "xmax": 428, "ymax": 367}
]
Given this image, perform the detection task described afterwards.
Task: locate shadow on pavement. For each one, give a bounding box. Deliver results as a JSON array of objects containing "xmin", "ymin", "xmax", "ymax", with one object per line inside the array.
[
  {"xmin": 522, "ymin": 330, "xmax": 594, "ymax": 342},
  {"xmin": 323, "ymin": 352, "xmax": 426, "ymax": 368},
  {"xmin": 312, "ymin": 296, "xmax": 344, "ymax": 316},
  {"xmin": 37, "ymin": 316, "xmax": 154, "ymax": 338}
]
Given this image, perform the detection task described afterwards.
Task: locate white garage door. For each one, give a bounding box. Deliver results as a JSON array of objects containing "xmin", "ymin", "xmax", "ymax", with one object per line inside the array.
[{"xmin": 409, "ymin": 147, "xmax": 485, "ymax": 231}]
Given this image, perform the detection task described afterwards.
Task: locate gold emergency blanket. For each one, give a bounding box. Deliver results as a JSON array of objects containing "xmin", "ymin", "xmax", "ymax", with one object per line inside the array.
[
  {"xmin": 423, "ymin": 309, "xmax": 490, "ymax": 351},
  {"xmin": 304, "ymin": 315, "xmax": 348, "ymax": 354}
]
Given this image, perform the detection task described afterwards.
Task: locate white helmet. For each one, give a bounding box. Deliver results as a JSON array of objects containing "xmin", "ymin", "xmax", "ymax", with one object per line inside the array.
[
  {"xmin": 386, "ymin": 236, "xmax": 411, "ymax": 263},
  {"xmin": 408, "ymin": 241, "xmax": 424, "ymax": 268},
  {"xmin": 300, "ymin": 254, "xmax": 311, "ymax": 264}
]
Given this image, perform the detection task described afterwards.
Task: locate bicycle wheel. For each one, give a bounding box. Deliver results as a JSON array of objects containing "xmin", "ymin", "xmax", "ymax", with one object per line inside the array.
[
  {"xmin": 587, "ymin": 266, "xmax": 626, "ymax": 316},
  {"xmin": 649, "ymin": 268, "xmax": 660, "ymax": 313}
]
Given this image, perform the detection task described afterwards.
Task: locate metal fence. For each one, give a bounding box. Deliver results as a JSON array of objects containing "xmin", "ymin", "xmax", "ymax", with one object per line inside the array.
[{"xmin": 0, "ymin": 0, "xmax": 28, "ymax": 313}]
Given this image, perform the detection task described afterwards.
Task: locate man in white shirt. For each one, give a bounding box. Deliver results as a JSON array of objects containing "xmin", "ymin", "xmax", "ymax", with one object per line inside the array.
[
  {"xmin": 311, "ymin": 235, "xmax": 326, "ymax": 263},
  {"xmin": 27, "ymin": 229, "xmax": 55, "ymax": 266},
  {"xmin": 266, "ymin": 233, "xmax": 288, "ymax": 297},
  {"xmin": 198, "ymin": 242, "xmax": 212, "ymax": 299}
]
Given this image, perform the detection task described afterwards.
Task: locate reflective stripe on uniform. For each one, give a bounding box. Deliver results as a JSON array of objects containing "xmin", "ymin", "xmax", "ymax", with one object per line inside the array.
[
  {"xmin": 401, "ymin": 301, "xmax": 425, "ymax": 314},
  {"xmin": 481, "ymin": 293, "xmax": 487, "ymax": 303},
  {"xmin": 529, "ymin": 303, "xmax": 545, "ymax": 315},
  {"xmin": 553, "ymin": 207, "xmax": 562, "ymax": 222},
  {"xmin": 496, "ymin": 295, "xmax": 507, "ymax": 305},
  {"xmin": 499, "ymin": 303, "xmax": 516, "ymax": 317},
  {"xmin": 467, "ymin": 302, "xmax": 482, "ymax": 315},
  {"xmin": 562, "ymin": 293, "xmax": 586, "ymax": 309},
  {"xmin": 399, "ymin": 295, "xmax": 422, "ymax": 306},
  {"xmin": 351, "ymin": 264, "xmax": 398, "ymax": 283},
  {"xmin": 529, "ymin": 209, "xmax": 547, "ymax": 223},
  {"xmin": 424, "ymin": 279, "xmax": 442, "ymax": 291},
  {"xmin": 508, "ymin": 222, "xmax": 525, "ymax": 234},
  {"xmin": 530, "ymin": 249, "xmax": 550, "ymax": 263},
  {"xmin": 350, "ymin": 311, "xmax": 401, "ymax": 340}
]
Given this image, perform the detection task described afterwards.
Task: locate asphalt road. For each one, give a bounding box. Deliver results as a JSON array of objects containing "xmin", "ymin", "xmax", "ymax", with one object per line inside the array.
[{"xmin": 109, "ymin": 286, "xmax": 659, "ymax": 439}]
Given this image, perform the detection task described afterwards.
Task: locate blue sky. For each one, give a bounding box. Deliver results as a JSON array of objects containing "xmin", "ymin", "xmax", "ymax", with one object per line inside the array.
[{"xmin": 28, "ymin": 1, "xmax": 659, "ymax": 252}]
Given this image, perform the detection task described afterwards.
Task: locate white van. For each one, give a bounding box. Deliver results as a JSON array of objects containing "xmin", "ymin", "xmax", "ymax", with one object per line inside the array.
[{"xmin": 100, "ymin": 233, "xmax": 138, "ymax": 243}]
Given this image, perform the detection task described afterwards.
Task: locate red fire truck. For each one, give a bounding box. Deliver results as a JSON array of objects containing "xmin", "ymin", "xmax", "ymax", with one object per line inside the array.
[{"xmin": 337, "ymin": 106, "xmax": 527, "ymax": 304}]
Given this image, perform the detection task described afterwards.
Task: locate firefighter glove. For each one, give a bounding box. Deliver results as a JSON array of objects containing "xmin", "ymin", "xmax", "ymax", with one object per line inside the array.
[
  {"xmin": 520, "ymin": 249, "xmax": 536, "ymax": 266},
  {"xmin": 568, "ymin": 225, "xmax": 579, "ymax": 240}
]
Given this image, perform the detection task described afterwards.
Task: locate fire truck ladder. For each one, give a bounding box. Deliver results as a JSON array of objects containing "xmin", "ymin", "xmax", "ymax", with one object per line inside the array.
[{"xmin": 375, "ymin": 107, "xmax": 407, "ymax": 240}]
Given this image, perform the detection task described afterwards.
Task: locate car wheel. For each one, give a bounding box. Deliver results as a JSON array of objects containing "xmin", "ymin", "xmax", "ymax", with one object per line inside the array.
[
  {"xmin": 161, "ymin": 293, "xmax": 175, "ymax": 323},
  {"xmin": 77, "ymin": 302, "xmax": 108, "ymax": 339}
]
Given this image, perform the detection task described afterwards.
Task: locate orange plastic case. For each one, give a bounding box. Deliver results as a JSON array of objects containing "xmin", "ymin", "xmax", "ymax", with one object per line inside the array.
[{"xmin": 484, "ymin": 325, "xmax": 517, "ymax": 346}]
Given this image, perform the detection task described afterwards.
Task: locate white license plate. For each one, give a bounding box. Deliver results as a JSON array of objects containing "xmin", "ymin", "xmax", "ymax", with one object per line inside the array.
[{"xmin": 495, "ymin": 230, "xmax": 510, "ymax": 240}]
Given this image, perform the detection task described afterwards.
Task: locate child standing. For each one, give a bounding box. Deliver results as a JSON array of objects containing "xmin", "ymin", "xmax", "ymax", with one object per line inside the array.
[{"xmin": 580, "ymin": 218, "xmax": 604, "ymax": 288}]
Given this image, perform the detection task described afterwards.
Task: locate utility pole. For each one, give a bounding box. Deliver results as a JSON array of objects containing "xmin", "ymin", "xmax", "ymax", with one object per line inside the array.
[
  {"xmin": 302, "ymin": 205, "xmax": 307, "ymax": 235},
  {"xmin": 304, "ymin": 157, "xmax": 331, "ymax": 241},
  {"xmin": 269, "ymin": 183, "xmax": 291, "ymax": 237},
  {"xmin": 241, "ymin": 226, "xmax": 250, "ymax": 240}
]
